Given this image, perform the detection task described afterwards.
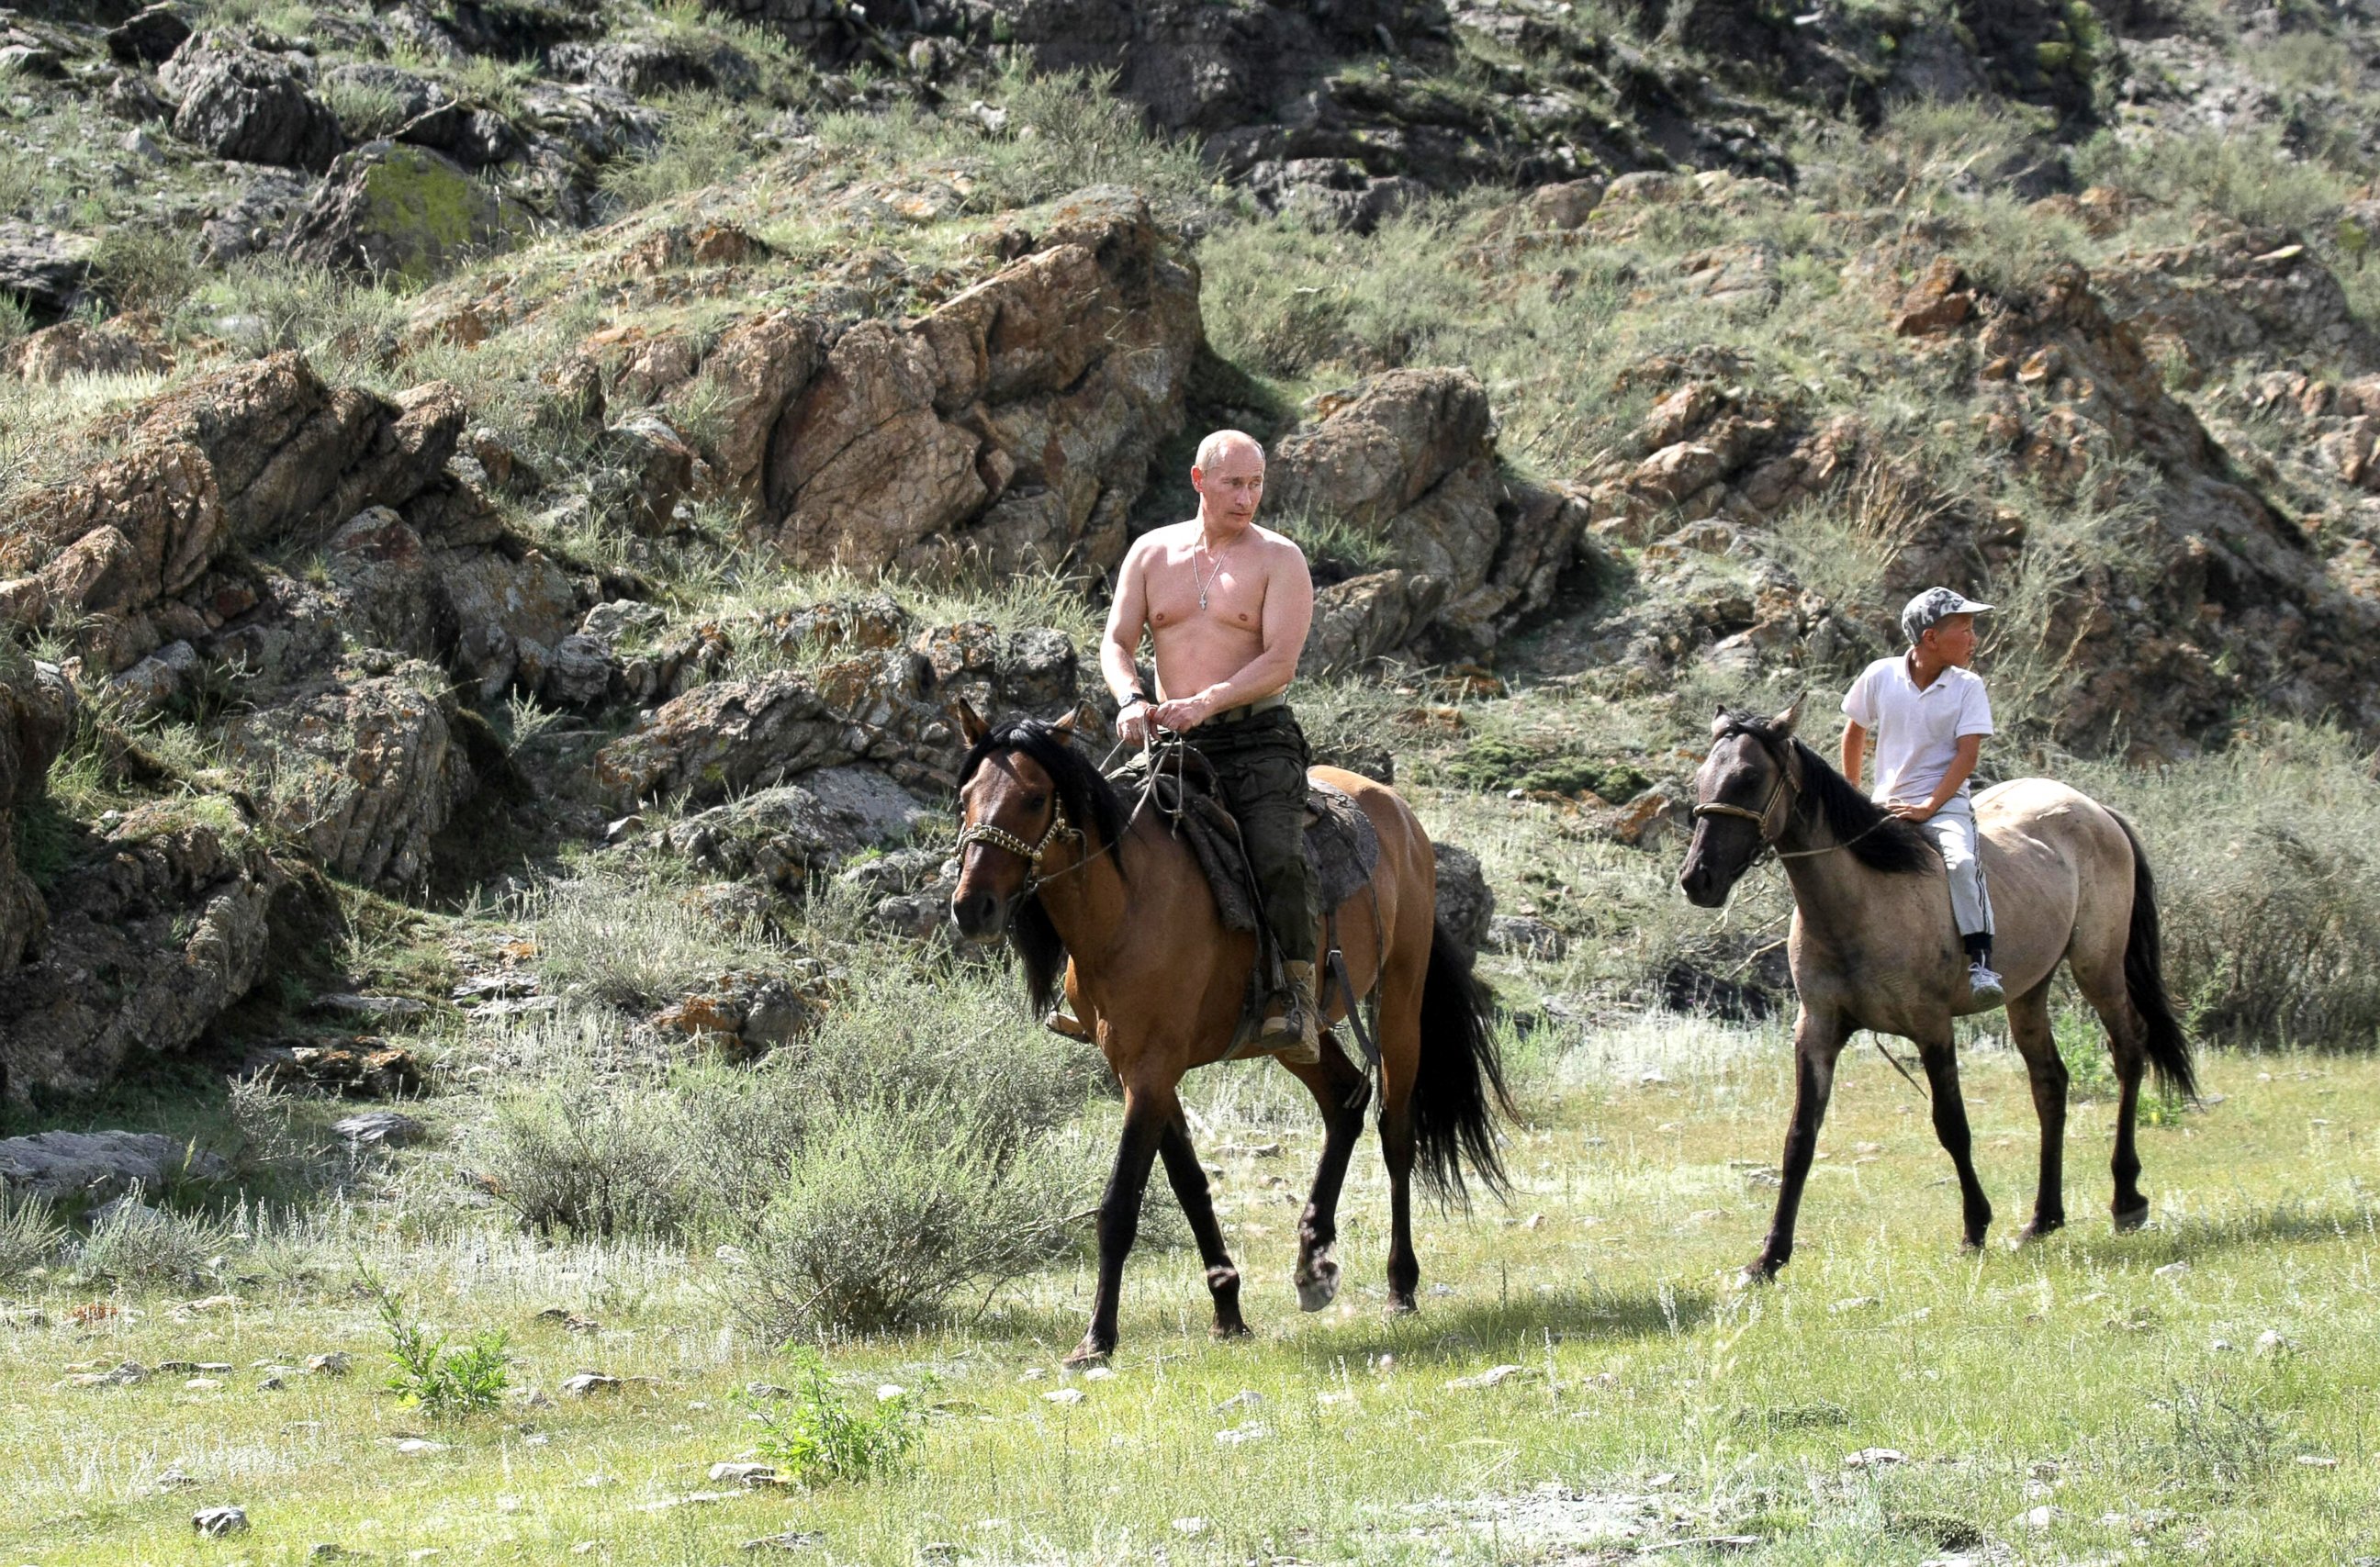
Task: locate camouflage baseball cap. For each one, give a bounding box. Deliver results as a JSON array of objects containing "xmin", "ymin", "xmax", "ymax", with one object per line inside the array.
[{"xmin": 1901, "ymin": 587, "xmax": 1994, "ymax": 645}]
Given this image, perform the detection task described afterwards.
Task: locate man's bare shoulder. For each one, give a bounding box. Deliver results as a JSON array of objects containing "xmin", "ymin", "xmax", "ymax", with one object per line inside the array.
[{"xmin": 1251, "ymin": 524, "xmax": 1309, "ymax": 568}]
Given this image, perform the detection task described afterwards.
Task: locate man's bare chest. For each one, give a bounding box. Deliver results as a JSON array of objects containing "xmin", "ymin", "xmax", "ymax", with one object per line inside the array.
[{"xmin": 1146, "ymin": 552, "xmax": 1267, "ymax": 634}]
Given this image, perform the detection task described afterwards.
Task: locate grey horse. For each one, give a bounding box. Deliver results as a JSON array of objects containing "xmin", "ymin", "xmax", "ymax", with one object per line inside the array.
[{"xmin": 1678, "ymin": 697, "xmax": 2195, "ymax": 1281}]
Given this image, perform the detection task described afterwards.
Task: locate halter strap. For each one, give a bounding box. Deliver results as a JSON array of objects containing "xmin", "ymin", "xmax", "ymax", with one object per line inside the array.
[
  {"xmin": 1690, "ymin": 740, "xmax": 1794, "ymax": 845},
  {"xmin": 956, "ymin": 795, "xmax": 1079, "ymax": 892}
]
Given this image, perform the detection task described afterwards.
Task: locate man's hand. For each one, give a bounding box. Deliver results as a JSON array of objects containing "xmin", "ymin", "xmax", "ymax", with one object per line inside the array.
[
  {"xmin": 1889, "ymin": 801, "xmax": 1937, "ymax": 823},
  {"xmin": 1151, "ymin": 693, "xmax": 1211, "ymax": 733},
  {"xmin": 1117, "ymin": 700, "xmax": 1153, "ymax": 745}
]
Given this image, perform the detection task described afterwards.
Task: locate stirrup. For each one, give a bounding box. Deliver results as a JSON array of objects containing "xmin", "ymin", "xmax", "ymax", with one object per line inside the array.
[{"xmin": 1043, "ymin": 1002, "xmax": 1091, "ymax": 1042}]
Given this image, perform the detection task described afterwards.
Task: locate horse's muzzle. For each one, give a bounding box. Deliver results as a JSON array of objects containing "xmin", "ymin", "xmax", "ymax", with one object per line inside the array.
[
  {"xmin": 949, "ymin": 886, "xmax": 1008, "ymax": 943},
  {"xmin": 1678, "ymin": 850, "xmax": 1731, "ymax": 908}
]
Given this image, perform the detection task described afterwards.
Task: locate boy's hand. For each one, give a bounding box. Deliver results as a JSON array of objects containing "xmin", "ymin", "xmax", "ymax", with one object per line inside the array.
[{"xmin": 1889, "ymin": 801, "xmax": 1937, "ymax": 823}]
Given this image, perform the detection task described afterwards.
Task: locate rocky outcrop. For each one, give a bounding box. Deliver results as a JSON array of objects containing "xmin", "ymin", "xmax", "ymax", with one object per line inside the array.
[
  {"xmin": 598, "ymin": 615, "xmax": 1089, "ymax": 808},
  {"xmin": 288, "ymin": 141, "xmax": 539, "ymax": 282},
  {"xmin": 759, "ymin": 188, "xmax": 1199, "ymax": 576},
  {"xmin": 1270, "ymin": 368, "xmax": 1584, "ymax": 664},
  {"xmin": 0, "ymin": 803, "xmax": 307, "ymax": 1106},
  {"xmin": 161, "ymin": 32, "xmax": 345, "ymax": 173},
  {"xmin": 0, "ymin": 355, "xmax": 506, "ymax": 680},
  {"xmin": 5, "ymin": 317, "xmax": 172, "ymax": 384},
  {"xmin": 657, "ymin": 764, "xmax": 935, "ymax": 891},
  {"xmin": 0, "ymin": 656, "xmax": 75, "ymax": 977},
  {"xmin": 222, "ymin": 667, "xmax": 473, "ymax": 890}
]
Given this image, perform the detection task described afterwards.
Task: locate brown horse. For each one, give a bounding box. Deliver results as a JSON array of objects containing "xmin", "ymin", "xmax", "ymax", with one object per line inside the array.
[
  {"xmin": 1678, "ymin": 698, "xmax": 2195, "ymax": 1280},
  {"xmin": 949, "ymin": 705, "xmax": 1510, "ymax": 1366}
]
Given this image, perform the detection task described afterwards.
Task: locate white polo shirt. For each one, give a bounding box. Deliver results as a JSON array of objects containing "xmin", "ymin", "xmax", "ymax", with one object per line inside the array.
[{"xmin": 1842, "ymin": 655, "xmax": 1993, "ymax": 808}]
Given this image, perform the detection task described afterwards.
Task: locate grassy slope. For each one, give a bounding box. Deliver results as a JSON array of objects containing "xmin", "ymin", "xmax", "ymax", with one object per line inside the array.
[{"xmin": 7, "ymin": 1025, "xmax": 2379, "ymax": 1565}]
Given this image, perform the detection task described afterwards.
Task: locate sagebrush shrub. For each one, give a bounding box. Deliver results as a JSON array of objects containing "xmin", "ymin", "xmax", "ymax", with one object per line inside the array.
[{"xmin": 0, "ymin": 1192, "xmax": 64, "ymax": 1280}]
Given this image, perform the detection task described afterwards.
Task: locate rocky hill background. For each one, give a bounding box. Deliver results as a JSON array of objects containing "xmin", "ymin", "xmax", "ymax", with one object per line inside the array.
[{"xmin": 6, "ymin": 0, "xmax": 2380, "ymax": 1207}]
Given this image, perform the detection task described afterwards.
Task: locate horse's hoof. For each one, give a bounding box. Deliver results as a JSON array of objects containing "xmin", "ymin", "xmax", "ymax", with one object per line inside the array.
[
  {"xmin": 1295, "ymin": 1249, "xmax": 1341, "ymax": 1313},
  {"xmin": 1061, "ymin": 1338, "xmax": 1113, "ymax": 1370},
  {"xmin": 2113, "ymin": 1201, "xmax": 2151, "ymax": 1233},
  {"xmin": 1739, "ymin": 1259, "xmax": 1781, "ymax": 1286},
  {"xmin": 1386, "ymin": 1292, "xmax": 1419, "ymax": 1315},
  {"xmin": 1210, "ymin": 1319, "xmax": 1252, "ymax": 1342},
  {"xmin": 2013, "ymin": 1217, "xmax": 2065, "ymax": 1246}
]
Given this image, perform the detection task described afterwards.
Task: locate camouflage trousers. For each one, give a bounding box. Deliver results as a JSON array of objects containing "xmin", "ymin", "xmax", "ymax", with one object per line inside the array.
[{"xmin": 1187, "ymin": 706, "xmax": 1319, "ymax": 968}]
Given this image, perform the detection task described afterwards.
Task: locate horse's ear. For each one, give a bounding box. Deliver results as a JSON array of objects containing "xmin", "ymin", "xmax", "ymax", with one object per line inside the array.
[
  {"xmin": 952, "ymin": 699, "xmax": 987, "ymax": 745},
  {"xmin": 1050, "ymin": 704, "xmax": 1083, "ymax": 742},
  {"xmin": 1710, "ymin": 705, "xmax": 1733, "ymax": 741},
  {"xmin": 1771, "ymin": 690, "xmax": 1807, "ymax": 736}
]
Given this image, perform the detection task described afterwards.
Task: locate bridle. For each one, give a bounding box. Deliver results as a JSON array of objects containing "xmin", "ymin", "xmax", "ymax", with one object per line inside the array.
[
  {"xmin": 1690, "ymin": 728, "xmax": 1893, "ymax": 860},
  {"xmin": 956, "ymin": 791, "xmax": 1080, "ymax": 894},
  {"xmin": 1690, "ymin": 729, "xmax": 1798, "ymax": 848}
]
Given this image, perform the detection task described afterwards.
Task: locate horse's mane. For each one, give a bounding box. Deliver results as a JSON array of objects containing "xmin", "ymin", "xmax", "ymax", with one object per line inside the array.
[
  {"xmin": 1718, "ymin": 710, "xmax": 1937, "ymax": 876},
  {"xmin": 957, "ymin": 714, "xmax": 1133, "ymax": 1016}
]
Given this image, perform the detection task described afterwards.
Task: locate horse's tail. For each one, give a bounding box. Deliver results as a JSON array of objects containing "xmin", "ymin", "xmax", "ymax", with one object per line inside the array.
[
  {"xmin": 2113, "ymin": 810, "xmax": 2197, "ymax": 1100},
  {"xmin": 1411, "ymin": 920, "xmax": 1515, "ymax": 1205}
]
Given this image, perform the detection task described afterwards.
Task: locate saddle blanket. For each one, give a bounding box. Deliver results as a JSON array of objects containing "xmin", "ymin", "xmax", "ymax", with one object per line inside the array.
[{"xmin": 1112, "ymin": 755, "xmax": 1381, "ymax": 935}]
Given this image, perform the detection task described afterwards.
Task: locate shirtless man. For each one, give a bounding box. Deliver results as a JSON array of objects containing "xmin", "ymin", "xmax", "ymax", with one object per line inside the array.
[{"xmin": 1103, "ymin": 430, "xmax": 1321, "ymax": 1061}]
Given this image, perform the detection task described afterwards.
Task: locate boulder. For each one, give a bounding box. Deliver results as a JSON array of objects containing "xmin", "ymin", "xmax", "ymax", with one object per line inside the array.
[
  {"xmin": 1269, "ymin": 368, "xmax": 1580, "ymax": 659},
  {"xmin": 754, "ymin": 188, "xmax": 1199, "ymax": 576},
  {"xmin": 163, "ymin": 33, "xmax": 344, "ymax": 173},
  {"xmin": 0, "ymin": 223, "xmax": 98, "ymax": 325},
  {"xmin": 197, "ymin": 169, "xmax": 316, "ymax": 267},
  {"xmin": 0, "ymin": 803, "xmax": 305, "ymax": 1105},
  {"xmin": 222, "ymin": 668, "xmax": 472, "ymax": 889},
  {"xmin": 106, "ymin": 5, "xmax": 193, "ymax": 66},
  {"xmin": 288, "ymin": 141, "xmax": 537, "ymax": 283},
  {"xmin": 599, "ymin": 618, "xmax": 1087, "ymax": 807},
  {"xmin": 4, "ymin": 318, "xmax": 171, "ymax": 384},
  {"xmin": 0, "ymin": 1131, "xmax": 230, "ymax": 1204},
  {"xmin": 658, "ymin": 765, "xmax": 935, "ymax": 889}
]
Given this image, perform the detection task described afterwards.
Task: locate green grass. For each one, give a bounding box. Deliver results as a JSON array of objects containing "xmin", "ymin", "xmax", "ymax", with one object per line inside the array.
[{"xmin": 7, "ymin": 1022, "xmax": 2379, "ymax": 1562}]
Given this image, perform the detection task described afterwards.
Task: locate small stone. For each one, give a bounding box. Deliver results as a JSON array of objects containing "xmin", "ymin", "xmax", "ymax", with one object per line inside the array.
[
  {"xmin": 185, "ymin": 1377, "xmax": 224, "ymax": 1391},
  {"xmin": 2152, "ymin": 1260, "xmax": 2191, "ymax": 1281},
  {"xmin": 2257, "ymin": 1330, "xmax": 2296, "ymax": 1356},
  {"xmin": 2211, "ymin": 1338, "xmax": 2237, "ymax": 1352},
  {"xmin": 1447, "ymin": 1364, "xmax": 1527, "ymax": 1390},
  {"xmin": 308, "ymin": 1352, "xmax": 352, "ymax": 1376},
  {"xmin": 1844, "ymin": 1448, "xmax": 1907, "ymax": 1469},
  {"xmin": 2297, "ymin": 1454, "xmax": 2340, "ymax": 1468},
  {"xmin": 2015, "ymin": 1505, "xmax": 2061, "ymax": 1529},
  {"xmin": 155, "ymin": 1468, "xmax": 200, "ymax": 1490},
  {"xmin": 1213, "ymin": 1389, "xmax": 1263, "ymax": 1412},
  {"xmin": 1041, "ymin": 1387, "xmax": 1084, "ymax": 1405},
  {"xmin": 194, "ymin": 1505, "xmax": 250, "ymax": 1537},
  {"xmin": 1214, "ymin": 1421, "xmax": 1270, "ymax": 1445},
  {"xmin": 562, "ymin": 1372, "xmax": 622, "ymax": 1396},
  {"xmin": 709, "ymin": 1462, "xmax": 780, "ymax": 1485},
  {"xmin": 1172, "ymin": 1518, "xmax": 1208, "ymax": 1536},
  {"xmin": 392, "ymin": 1438, "xmax": 447, "ymax": 1455},
  {"xmin": 741, "ymin": 1532, "xmax": 825, "ymax": 1552}
]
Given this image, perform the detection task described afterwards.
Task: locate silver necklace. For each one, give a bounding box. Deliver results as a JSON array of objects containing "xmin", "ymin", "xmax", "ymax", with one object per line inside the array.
[{"xmin": 1194, "ymin": 532, "xmax": 1239, "ymax": 611}]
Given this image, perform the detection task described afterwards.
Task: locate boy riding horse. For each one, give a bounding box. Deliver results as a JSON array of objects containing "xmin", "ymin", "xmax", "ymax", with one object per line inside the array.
[
  {"xmin": 1840, "ymin": 587, "xmax": 2004, "ymax": 1007},
  {"xmin": 1103, "ymin": 430, "xmax": 1324, "ymax": 1062}
]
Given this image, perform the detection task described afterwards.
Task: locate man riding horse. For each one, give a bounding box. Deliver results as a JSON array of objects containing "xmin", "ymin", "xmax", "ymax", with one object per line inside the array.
[{"xmin": 1104, "ymin": 429, "xmax": 1323, "ymax": 1063}]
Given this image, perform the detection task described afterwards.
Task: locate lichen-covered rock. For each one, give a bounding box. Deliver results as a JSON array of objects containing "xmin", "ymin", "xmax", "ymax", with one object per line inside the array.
[
  {"xmin": 223, "ymin": 668, "xmax": 472, "ymax": 889},
  {"xmin": 0, "ymin": 1130, "xmax": 230, "ymax": 1203},
  {"xmin": 288, "ymin": 141, "xmax": 538, "ymax": 283},
  {"xmin": 0, "ymin": 655, "xmax": 74, "ymax": 977},
  {"xmin": 658, "ymin": 765, "xmax": 935, "ymax": 889},
  {"xmin": 162, "ymin": 33, "xmax": 344, "ymax": 173},
  {"xmin": 1432, "ymin": 843, "xmax": 1495, "ymax": 954}
]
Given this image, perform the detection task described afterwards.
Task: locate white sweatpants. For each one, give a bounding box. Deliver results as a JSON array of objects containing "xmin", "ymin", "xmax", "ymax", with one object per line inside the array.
[{"xmin": 1925, "ymin": 797, "xmax": 1994, "ymax": 939}]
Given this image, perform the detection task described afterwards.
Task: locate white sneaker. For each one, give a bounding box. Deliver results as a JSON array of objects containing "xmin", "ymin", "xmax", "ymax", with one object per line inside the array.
[{"xmin": 1967, "ymin": 961, "xmax": 2004, "ymax": 1007}]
